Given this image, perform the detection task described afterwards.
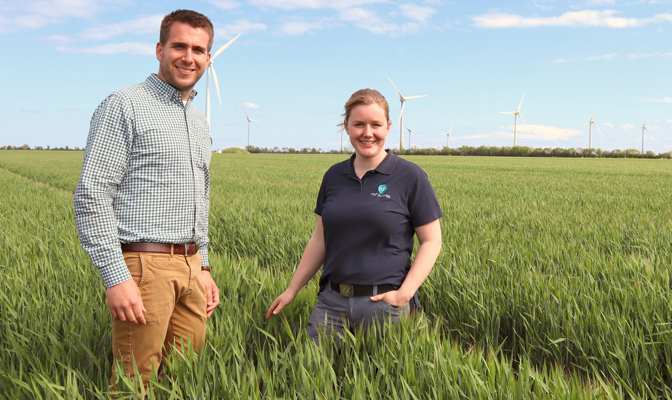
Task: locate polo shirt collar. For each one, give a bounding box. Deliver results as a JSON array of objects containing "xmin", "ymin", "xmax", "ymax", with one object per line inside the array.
[
  {"xmin": 146, "ymin": 73, "xmax": 198, "ymax": 104},
  {"xmin": 337, "ymin": 150, "xmax": 398, "ymax": 176}
]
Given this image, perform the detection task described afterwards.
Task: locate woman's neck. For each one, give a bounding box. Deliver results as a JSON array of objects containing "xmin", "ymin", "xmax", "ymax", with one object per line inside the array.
[{"xmin": 353, "ymin": 150, "xmax": 387, "ymax": 179}]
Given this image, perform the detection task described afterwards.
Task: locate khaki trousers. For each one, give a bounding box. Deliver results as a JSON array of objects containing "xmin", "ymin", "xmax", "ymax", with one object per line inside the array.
[{"xmin": 111, "ymin": 251, "xmax": 207, "ymax": 387}]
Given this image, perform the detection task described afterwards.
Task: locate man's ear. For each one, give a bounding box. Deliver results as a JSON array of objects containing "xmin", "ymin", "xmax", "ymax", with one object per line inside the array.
[{"xmin": 156, "ymin": 42, "xmax": 163, "ymax": 62}]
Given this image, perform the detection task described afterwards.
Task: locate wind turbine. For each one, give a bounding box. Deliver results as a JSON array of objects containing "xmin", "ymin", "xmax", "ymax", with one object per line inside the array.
[
  {"xmin": 405, "ymin": 124, "xmax": 419, "ymax": 150},
  {"xmin": 640, "ymin": 118, "xmax": 649, "ymax": 155},
  {"xmin": 499, "ymin": 93, "xmax": 526, "ymax": 147},
  {"xmin": 580, "ymin": 107, "xmax": 603, "ymax": 154},
  {"xmin": 387, "ymin": 76, "xmax": 427, "ymax": 151},
  {"xmin": 205, "ymin": 33, "xmax": 241, "ymax": 126},
  {"xmin": 440, "ymin": 125, "xmax": 454, "ymax": 148},
  {"xmin": 241, "ymin": 108, "xmax": 262, "ymax": 147}
]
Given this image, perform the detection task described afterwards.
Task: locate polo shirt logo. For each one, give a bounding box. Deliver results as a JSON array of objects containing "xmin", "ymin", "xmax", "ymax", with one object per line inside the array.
[{"xmin": 372, "ymin": 184, "xmax": 391, "ymax": 199}]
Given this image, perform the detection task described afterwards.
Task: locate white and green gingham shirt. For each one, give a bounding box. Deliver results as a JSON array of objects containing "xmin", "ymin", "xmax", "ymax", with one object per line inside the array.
[{"xmin": 74, "ymin": 74, "xmax": 211, "ymax": 288}]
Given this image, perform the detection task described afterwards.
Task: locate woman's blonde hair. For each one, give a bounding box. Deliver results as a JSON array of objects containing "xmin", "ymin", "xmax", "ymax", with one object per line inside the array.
[{"xmin": 340, "ymin": 89, "xmax": 391, "ymax": 126}]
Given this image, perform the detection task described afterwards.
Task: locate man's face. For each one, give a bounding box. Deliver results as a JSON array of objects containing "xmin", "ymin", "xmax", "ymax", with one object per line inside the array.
[{"xmin": 156, "ymin": 21, "xmax": 211, "ymax": 101}]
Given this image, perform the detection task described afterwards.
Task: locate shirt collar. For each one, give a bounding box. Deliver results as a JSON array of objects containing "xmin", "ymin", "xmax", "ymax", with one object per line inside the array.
[
  {"xmin": 337, "ymin": 150, "xmax": 398, "ymax": 176},
  {"xmin": 146, "ymin": 73, "xmax": 198, "ymax": 103}
]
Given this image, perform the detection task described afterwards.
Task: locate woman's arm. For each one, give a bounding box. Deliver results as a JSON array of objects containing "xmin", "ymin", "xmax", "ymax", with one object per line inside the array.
[
  {"xmin": 370, "ymin": 219, "xmax": 442, "ymax": 306},
  {"xmin": 266, "ymin": 216, "xmax": 325, "ymax": 319}
]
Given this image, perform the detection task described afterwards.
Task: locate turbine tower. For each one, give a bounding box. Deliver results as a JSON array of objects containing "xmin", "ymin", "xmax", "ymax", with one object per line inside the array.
[
  {"xmin": 242, "ymin": 108, "xmax": 262, "ymax": 147},
  {"xmin": 440, "ymin": 125, "xmax": 454, "ymax": 148},
  {"xmin": 387, "ymin": 76, "xmax": 427, "ymax": 151},
  {"xmin": 580, "ymin": 107, "xmax": 603, "ymax": 154},
  {"xmin": 205, "ymin": 34, "xmax": 241, "ymax": 126},
  {"xmin": 405, "ymin": 124, "xmax": 418, "ymax": 150},
  {"xmin": 499, "ymin": 93, "xmax": 526, "ymax": 147},
  {"xmin": 640, "ymin": 119, "xmax": 649, "ymax": 155}
]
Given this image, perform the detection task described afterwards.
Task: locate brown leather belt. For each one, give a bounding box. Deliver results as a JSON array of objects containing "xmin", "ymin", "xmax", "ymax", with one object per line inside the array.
[
  {"xmin": 121, "ymin": 243, "xmax": 199, "ymax": 256},
  {"xmin": 331, "ymin": 282, "xmax": 396, "ymax": 298}
]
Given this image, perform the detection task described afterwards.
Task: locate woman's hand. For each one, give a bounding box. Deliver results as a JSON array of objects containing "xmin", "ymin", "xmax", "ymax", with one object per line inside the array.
[
  {"xmin": 370, "ymin": 290, "xmax": 410, "ymax": 307},
  {"xmin": 266, "ymin": 289, "xmax": 298, "ymax": 319}
]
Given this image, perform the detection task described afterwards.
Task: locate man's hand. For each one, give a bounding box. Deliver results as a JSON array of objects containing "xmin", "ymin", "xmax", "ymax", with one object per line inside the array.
[
  {"xmin": 106, "ymin": 279, "xmax": 146, "ymax": 325},
  {"xmin": 201, "ymin": 270, "xmax": 219, "ymax": 319}
]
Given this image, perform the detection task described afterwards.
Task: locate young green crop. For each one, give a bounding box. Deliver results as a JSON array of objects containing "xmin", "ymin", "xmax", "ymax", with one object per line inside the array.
[{"xmin": 1, "ymin": 150, "xmax": 671, "ymax": 398}]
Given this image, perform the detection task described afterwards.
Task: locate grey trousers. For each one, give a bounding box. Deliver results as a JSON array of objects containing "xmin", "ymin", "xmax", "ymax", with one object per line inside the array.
[{"xmin": 307, "ymin": 282, "xmax": 411, "ymax": 346}]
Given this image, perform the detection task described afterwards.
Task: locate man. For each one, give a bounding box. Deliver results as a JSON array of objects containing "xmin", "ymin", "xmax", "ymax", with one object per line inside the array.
[{"xmin": 73, "ymin": 9, "xmax": 219, "ymax": 388}]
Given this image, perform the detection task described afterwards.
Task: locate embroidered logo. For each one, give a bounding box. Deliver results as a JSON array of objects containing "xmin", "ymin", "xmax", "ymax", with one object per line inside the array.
[{"xmin": 372, "ymin": 184, "xmax": 391, "ymax": 199}]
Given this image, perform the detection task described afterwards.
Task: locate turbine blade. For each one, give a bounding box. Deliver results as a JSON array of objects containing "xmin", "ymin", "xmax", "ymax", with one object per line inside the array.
[
  {"xmin": 387, "ymin": 75, "xmax": 404, "ymax": 100},
  {"xmin": 518, "ymin": 113, "xmax": 526, "ymax": 127},
  {"xmin": 399, "ymin": 101, "xmax": 406, "ymax": 124},
  {"xmin": 517, "ymin": 93, "xmax": 525, "ymax": 111},
  {"xmin": 404, "ymin": 95, "xmax": 428, "ymax": 100},
  {"xmin": 210, "ymin": 64, "xmax": 222, "ymax": 106},
  {"xmin": 243, "ymin": 108, "xmax": 250, "ymax": 122},
  {"xmin": 594, "ymin": 122, "xmax": 604, "ymax": 137},
  {"xmin": 580, "ymin": 122, "xmax": 590, "ymax": 126},
  {"xmin": 212, "ymin": 33, "xmax": 241, "ymax": 60},
  {"xmin": 241, "ymin": 122, "xmax": 250, "ymax": 135},
  {"xmin": 449, "ymin": 125, "xmax": 453, "ymax": 135}
]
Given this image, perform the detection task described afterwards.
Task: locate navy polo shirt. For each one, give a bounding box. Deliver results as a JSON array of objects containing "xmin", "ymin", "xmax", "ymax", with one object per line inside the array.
[{"xmin": 315, "ymin": 150, "xmax": 442, "ymax": 291}]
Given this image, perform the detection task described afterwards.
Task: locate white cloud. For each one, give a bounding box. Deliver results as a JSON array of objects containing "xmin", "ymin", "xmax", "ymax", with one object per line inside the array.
[
  {"xmin": 340, "ymin": 7, "xmax": 419, "ymax": 34},
  {"xmin": 472, "ymin": 10, "xmax": 672, "ymax": 29},
  {"xmin": 215, "ymin": 20, "xmax": 268, "ymax": 41},
  {"xmin": 28, "ymin": 0, "xmax": 105, "ymax": 19},
  {"xmin": 516, "ymin": 124, "xmax": 583, "ymax": 140},
  {"xmin": 0, "ymin": 0, "xmax": 108, "ymax": 33},
  {"xmin": 80, "ymin": 15, "xmax": 163, "ymax": 40},
  {"xmin": 603, "ymin": 123, "xmax": 614, "ymax": 129},
  {"xmin": 210, "ymin": 0, "xmax": 242, "ymax": 10},
  {"xmin": 56, "ymin": 42, "xmax": 155, "ymax": 56},
  {"xmin": 640, "ymin": 98, "xmax": 672, "ymax": 103},
  {"xmin": 620, "ymin": 123, "xmax": 635, "ymax": 130},
  {"xmin": 586, "ymin": 0, "xmax": 614, "ymax": 5},
  {"xmin": 250, "ymin": 0, "xmax": 385, "ymax": 10},
  {"xmin": 241, "ymin": 102, "xmax": 261, "ymax": 109},
  {"xmin": 586, "ymin": 53, "xmax": 618, "ymax": 60},
  {"xmin": 399, "ymin": 4, "xmax": 436, "ymax": 22},
  {"xmin": 279, "ymin": 18, "xmax": 331, "ymax": 35},
  {"xmin": 461, "ymin": 125, "xmax": 582, "ymax": 141}
]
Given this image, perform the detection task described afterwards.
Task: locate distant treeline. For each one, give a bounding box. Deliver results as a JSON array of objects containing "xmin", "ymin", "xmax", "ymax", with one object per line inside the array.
[
  {"xmin": 1, "ymin": 145, "xmax": 82, "ymax": 151},
  {"xmin": 245, "ymin": 145, "xmax": 672, "ymax": 159},
  {"xmin": 5, "ymin": 144, "xmax": 671, "ymax": 159}
]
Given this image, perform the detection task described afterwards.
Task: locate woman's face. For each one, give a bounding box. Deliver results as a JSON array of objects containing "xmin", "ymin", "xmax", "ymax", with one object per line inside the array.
[{"xmin": 345, "ymin": 103, "xmax": 390, "ymax": 161}]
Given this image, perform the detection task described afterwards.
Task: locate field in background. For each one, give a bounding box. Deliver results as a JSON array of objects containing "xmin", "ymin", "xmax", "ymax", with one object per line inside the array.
[{"xmin": 1, "ymin": 150, "xmax": 671, "ymax": 398}]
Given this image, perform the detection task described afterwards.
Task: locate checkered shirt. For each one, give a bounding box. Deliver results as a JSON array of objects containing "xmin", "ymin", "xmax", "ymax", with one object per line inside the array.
[{"xmin": 74, "ymin": 74, "xmax": 212, "ymax": 288}]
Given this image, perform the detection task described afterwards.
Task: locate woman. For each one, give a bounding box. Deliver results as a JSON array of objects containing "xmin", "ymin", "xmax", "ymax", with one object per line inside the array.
[{"xmin": 266, "ymin": 88, "xmax": 442, "ymax": 344}]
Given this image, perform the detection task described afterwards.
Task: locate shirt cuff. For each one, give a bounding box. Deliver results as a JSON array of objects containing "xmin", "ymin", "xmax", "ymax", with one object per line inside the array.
[
  {"xmin": 198, "ymin": 246, "xmax": 209, "ymax": 267},
  {"xmin": 99, "ymin": 258, "xmax": 133, "ymax": 288}
]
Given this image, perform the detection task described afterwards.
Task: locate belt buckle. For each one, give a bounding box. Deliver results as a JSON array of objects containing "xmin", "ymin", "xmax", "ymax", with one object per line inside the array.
[
  {"xmin": 339, "ymin": 284, "xmax": 354, "ymax": 298},
  {"xmin": 183, "ymin": 244, "xmax": 191, "ymax": 255}
]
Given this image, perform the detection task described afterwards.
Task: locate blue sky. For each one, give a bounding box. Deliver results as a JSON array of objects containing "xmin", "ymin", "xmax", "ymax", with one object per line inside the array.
[{"xmin": 2, "ymin": 0, "xmax": 671, "ymax": 153}]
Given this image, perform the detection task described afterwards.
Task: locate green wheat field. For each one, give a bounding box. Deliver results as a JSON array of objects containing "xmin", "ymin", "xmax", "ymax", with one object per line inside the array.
[{"xmin": 1, "ymin": 150, "xmax": 672, "ymax": 399}]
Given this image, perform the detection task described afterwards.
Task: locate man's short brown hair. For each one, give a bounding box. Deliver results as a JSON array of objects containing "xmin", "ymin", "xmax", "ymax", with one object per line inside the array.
[{"xmin": 160, "ymin": 9, "xmax": 214, "ymax": 52}]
